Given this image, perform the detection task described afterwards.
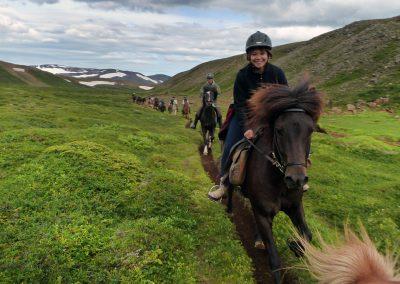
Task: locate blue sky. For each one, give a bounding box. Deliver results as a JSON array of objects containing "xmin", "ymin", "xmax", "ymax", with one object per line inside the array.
[{"xmin": 0, "ymin": 0, "xmax": 399, "ymax": 76}]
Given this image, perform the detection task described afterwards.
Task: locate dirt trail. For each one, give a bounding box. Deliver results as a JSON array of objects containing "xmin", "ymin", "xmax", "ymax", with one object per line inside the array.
[{"xmin": 199, "ymin": 147, "xmax": 296, "ymax": 284}]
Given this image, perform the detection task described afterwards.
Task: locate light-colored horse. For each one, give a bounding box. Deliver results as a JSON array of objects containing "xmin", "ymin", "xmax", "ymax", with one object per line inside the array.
[{"xmin": 297, "ymin": 225, "xmax": 400, "ymax": 284}]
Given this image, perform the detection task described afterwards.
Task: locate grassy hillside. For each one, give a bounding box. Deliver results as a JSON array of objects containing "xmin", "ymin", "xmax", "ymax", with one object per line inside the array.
[
  {"xmin": 0, "ymin": 84, "xmax": 253, "ymax": 283},
  {"xmin": 1, "ymin": 79, "xmax": 399, "ymax": 282},
  {"xmin": 153, "ymin": 16, "xmax": 400, "ymax": 106}
]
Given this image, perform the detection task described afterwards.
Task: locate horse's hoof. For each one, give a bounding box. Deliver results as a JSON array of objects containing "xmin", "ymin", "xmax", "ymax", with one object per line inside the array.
[
  {"xmin": 287, "ymin": 240, "xmax": 304, "ymax": 257},
  {"xmin": 254, "ymin": 240, "xmax": 266, "ymax": 250}
]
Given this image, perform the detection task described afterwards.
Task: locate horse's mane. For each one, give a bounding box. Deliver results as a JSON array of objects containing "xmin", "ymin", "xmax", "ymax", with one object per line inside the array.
[
  {"xmin": 297, "ymin": 225, "xmax": 400, "ymax": 284},
  {"xmin": 247, "ymin": 79, "xmax": 324, "ymax": 129}
]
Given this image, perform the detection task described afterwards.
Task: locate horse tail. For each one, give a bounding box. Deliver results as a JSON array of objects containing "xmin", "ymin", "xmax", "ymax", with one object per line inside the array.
[{"xmin": 297, "ymin": 224, "xmax": 399, "ymax": 284}]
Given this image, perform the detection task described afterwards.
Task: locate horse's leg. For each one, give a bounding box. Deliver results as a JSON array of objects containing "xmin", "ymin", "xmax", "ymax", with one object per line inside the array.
[
  {"xmin": 203, "ymin": 129, "xmax": 208, "ymax": 155},
  {"xmin": 285, "ymin": 203, "xmax": 312, "ymax": 257},
  {"xmin": 254, "ymin": 225, "xmax": 266, "ymax": 249},
  {"xmin": 209, "ymin": 127, "xmax": 215, "ymax": 149},
  {"xmin": 253, "ymin": 211, "xmax": 281, "ymax": 284}
]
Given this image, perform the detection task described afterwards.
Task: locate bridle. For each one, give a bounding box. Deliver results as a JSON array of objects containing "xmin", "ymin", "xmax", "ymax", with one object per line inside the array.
[
  {"xmin": 246, "ymin": 108, "xmax": 311, "ymax": 174},
  {"xmin": 203, "ymin": 92, "xmax": 214, "ymax": 107}
]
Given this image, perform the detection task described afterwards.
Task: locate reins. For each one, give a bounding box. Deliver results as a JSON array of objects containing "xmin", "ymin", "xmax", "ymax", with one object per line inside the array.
[{"xmin": 246, "ymin": 108, "xmax": 310, "ymax": 174}]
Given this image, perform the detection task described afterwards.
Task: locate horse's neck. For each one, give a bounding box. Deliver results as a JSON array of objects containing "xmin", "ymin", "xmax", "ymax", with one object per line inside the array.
[{"xmin": 205, "ymin": 105, "xmax": 216, "ymax": 114}]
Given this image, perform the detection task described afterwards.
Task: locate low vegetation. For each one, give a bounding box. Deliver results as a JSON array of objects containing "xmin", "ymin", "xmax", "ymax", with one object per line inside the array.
[{"xmin": 0, "ymin": 84, "xmax": 253, "ymax": 283}]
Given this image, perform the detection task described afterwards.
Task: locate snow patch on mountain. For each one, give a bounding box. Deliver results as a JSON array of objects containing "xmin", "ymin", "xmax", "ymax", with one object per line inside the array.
[
  {"xmin": 79, "ymin": 81, "xmax": 116, "ymax": 87},
  {"xmin": 139, "ymin": 86, "xmax": 154, "ymax": 90},
  {"xmin": 136, "ymin": 74, "xmax": 158, "ymax": 84},
  {"xmin": 100, "ymin": 72, "xmax": 126, "ymax": 79},
  {"xmin": 13, "ymin": 68, "xmax": 25, "ymax": 72},
  {"xmin": 37, "ymin": 66, "xmax": 78, "ymax": 74},
  {"xmin": 73, "ymin": 74, "xmax": 99, "ymax": 78}
]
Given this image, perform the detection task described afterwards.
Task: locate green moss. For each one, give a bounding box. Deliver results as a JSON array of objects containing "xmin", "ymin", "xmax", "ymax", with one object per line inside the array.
[{"xmin": 0, "ymin": 83, "xmax": 253, "ymax": 283}]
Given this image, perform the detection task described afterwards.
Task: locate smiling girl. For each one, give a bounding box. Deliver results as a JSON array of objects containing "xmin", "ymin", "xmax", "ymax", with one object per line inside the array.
[{"xmin": 208, "ymin": 31, "xmax": 288, "ymax": 201}]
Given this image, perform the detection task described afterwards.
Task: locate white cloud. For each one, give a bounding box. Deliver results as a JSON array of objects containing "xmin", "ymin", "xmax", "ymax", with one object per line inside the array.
[{"xmin": 1, "ymin": 0, "xmax": 399, "ymax": 75}]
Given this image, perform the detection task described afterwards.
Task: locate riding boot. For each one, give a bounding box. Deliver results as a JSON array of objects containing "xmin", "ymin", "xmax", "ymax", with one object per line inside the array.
[
  {"xmin": 190, "ymin": 115, "xmax": 199, "ymax": 129},
  {"xmin": 207, "ymin": 177, "xmax": 227, "ymax": 201},
  {"xmin": 214, "ymin": 106, "xmax": 223, "ymax": 128},
  {"xmin": 191, "ymin": 106, "xmax": 203, "ymax": 129}
]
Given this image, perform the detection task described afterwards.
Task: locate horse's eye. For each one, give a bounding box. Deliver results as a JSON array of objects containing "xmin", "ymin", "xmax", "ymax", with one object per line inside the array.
[{"xmin": 276, "ymin": 128, "xmax": 284, "ymax": 135}]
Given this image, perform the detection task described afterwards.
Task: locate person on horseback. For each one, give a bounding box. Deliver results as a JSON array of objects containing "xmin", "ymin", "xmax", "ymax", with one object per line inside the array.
[
  {"xmin": 208, "ymin": 31, "xmax": 289, "ymax": 201},
  {"xmin": 172, "ymin": 96, "xmax": 178, "ymax": 115},
  {"xmin": 190, "ymin": 73, "xmax": 223, "ymax": 129}
]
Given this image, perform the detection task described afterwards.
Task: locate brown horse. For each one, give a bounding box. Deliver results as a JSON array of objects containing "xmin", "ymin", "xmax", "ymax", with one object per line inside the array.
[
  {"xmin": 297, "ymin": 224, "xmax": 400, "ymax": 284},
  {"xmin": 182, "ymin": 100, "xmax": 190, "ymax": 119},
  {"xmin": 226, "ymin": 80, "xmax": 323, "ymax": 284}
]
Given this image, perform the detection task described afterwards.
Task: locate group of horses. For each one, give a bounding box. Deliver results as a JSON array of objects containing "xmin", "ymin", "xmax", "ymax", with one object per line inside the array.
[
  {"xmin": 193, "ymin": 82, "xmax": 399, "ymax": 284},
  {"xmin": 131, "ymin": 94, "xmax": 190, "ymax": 118}
]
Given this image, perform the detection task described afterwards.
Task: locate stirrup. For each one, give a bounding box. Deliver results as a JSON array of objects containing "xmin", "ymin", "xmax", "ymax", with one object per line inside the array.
[
  {"xmin": 208, "ymin": 185, "xmax": 220, "ymax": 192},
  {"xmin": 207, "ymin": 185, "xmax": 223, "ymax": 203}
]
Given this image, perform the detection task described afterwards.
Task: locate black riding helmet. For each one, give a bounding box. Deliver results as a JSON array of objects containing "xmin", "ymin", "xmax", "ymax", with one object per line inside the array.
[{"xmin": 245, "ymin": 31, "xmax": 272, "ymax": 59}]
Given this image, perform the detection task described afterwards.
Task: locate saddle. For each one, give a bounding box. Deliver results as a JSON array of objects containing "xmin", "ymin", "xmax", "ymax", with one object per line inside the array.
[{"xmin": 226, "ymin": 138, "xmax": 251, "ymax": 186}]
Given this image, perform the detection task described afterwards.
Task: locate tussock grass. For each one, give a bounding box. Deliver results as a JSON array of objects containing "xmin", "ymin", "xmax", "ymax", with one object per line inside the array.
[{"xmin": 0, "ymin": 84, "xmax": 253, "ymax": 283}]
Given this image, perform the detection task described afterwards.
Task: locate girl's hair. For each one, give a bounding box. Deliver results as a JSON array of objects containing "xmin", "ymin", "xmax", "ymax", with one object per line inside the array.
[{"xmin": 246, "ymin": 47, "xmax": 272, "ymax": 61}]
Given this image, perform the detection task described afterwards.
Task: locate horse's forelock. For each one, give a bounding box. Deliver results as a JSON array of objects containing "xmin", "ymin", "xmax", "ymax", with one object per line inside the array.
[{"xmin": 247, "ymin": 80, "xmax": 323, "ymax": 129}]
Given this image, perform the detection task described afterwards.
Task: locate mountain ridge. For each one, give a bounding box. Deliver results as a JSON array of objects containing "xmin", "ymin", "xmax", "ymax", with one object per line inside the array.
[
  {"xmin": 35, "ymin": 64, "xmax": 170, "ymax": 88},
  {"xmin": 154, "ymin": 15, "xmax": 400, "ymax": 105}
]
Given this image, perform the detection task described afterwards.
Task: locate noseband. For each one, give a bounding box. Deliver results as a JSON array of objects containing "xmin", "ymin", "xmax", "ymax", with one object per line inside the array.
[{"xmin": 246, "ymin": 108, "xmax": 311, "ymax": 174}]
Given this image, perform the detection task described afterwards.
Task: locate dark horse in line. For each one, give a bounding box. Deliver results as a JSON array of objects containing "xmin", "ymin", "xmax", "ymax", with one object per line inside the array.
[
  {"xmin": 200, "ymin": 91, "xmax": 218, "ymax": 155},
  {"xmin": 226, "ymin": 80, "xmax": 323, "ymax": 284}
]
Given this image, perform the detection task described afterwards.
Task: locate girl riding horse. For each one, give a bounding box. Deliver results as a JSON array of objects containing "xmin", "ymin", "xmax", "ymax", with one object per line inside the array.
[{"xmin": 208, "ymin": 31, "xmax": 288, "ymax": 200}]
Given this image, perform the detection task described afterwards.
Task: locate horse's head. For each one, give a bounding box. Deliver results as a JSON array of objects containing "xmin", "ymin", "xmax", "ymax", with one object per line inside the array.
[
  {"xmin": 274, "ymin": 109, "xmax": 314, "ymax": 189},
  {"xmin": 248, "ymin": 79, "xmax": 323, "ymax": 190},
  {"xmin": 203, "ymin": 91, "xmax": 214, "ymax": 107}
]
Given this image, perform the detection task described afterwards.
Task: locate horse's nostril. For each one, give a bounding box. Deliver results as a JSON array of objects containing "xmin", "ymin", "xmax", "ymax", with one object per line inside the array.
[
  {"xmin": 304, "ymin": 176, "xmax": 309, "ymax": 184},
  {"xmin": 285, "ymin": 176, "xmax": 294, "ymax": 184}
]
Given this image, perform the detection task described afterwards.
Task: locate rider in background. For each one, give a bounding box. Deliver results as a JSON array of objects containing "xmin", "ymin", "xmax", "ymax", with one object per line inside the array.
[
  {"xmin": 190, "ymin": 73, "xmax": 223, "ymax": 129},
  {"xmin": 208, "ymin": 31, "xmax": 288, "ymax": 201},
  {"xmin": 172, "ymin": 96, "xmax": 178, "ymax": 115},
  {"xmin": 182, "ymin": 96, "xmax": 189, "ymax": 105}
]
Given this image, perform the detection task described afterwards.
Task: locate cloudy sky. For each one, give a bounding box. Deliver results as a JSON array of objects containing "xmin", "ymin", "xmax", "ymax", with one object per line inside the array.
[{"xmin": 1, "ymin": 0, "xmax": 399, "ymax": 76}]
